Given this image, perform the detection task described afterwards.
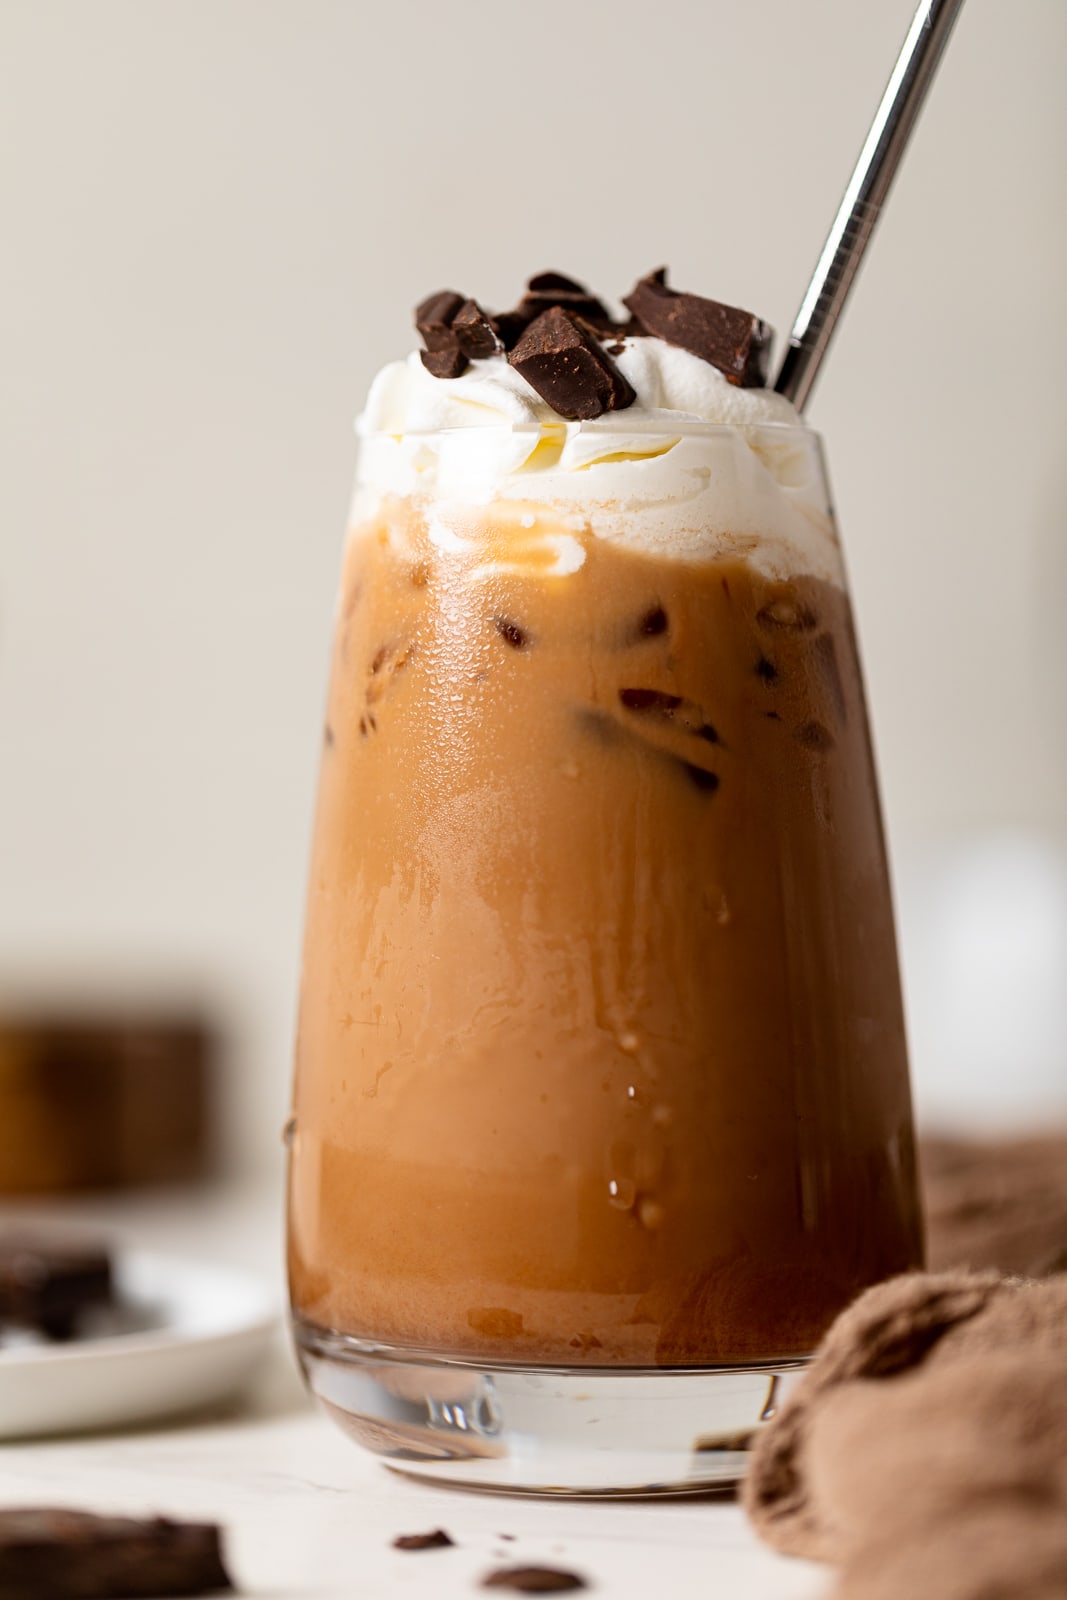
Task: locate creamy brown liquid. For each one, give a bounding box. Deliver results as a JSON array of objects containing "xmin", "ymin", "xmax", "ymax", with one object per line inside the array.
[{"xmin": 288, "ymin": 495, "xmax": 922, "ymax": 1365}]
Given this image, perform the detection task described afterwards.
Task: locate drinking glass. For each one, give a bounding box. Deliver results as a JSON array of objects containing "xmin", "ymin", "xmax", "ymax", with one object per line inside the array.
[{"xmin": 287, "ymin": 419, "xmax": 922, "ymax": 1494}]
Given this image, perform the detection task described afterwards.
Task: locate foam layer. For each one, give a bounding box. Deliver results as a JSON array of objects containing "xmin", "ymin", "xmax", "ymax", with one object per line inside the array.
[{"xmin": 354, "ymin": 341, "xmax": 843, "ymax": 585}]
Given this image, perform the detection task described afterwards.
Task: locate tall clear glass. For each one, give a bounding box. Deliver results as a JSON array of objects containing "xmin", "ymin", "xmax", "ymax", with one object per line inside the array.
[{"xmin": 287, "ymin": 420, "xmax": 922, "ymax": 1494}]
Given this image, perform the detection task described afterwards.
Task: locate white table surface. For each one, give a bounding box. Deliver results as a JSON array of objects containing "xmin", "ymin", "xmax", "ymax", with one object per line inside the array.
[{"xmin": 0, "ymin": 1183, "xmax": 829, "ymax": 1600}]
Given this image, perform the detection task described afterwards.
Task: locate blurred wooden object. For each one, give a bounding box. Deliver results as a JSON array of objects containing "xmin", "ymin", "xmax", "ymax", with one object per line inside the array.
[{"xmin": 0, "ymin": 1018, "xmax": 214, "ymax": 1192}]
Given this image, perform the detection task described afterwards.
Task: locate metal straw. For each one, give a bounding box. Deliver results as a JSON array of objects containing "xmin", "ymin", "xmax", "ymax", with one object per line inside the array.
[{"xmin": 774, "ymin": 0, "xmax": 966, "ymax": 411}]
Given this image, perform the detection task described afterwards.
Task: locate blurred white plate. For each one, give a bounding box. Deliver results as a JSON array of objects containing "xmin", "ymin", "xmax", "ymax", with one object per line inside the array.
[{"xmin": 0, "ymin": 1252, "xmax": 279, "ymax": 1439}]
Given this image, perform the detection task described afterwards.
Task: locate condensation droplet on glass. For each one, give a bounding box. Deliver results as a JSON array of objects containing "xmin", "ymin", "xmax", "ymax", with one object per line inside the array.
[
  {"xmin": 638, "ymin": 1197, "xmax": 665, "ymax": 1230},
  {"xmin": 607, "ymin": 1176, "xmax": 636, "ymax": 1211},
  {"xmin": 652, "ymin": 1103, "xmax": 674, "ymax": 1129},
  {"xmin": 617, "ymin": 1031, "xmax": 640, "ymax": 1054},
  {"xmin": 627, "ymin": 1084, "xmax": 638, "ymax": 1101}
]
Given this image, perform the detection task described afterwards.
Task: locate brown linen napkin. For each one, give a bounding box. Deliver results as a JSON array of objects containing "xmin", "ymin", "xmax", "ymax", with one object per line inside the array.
[
  {"xmin": 742, "ymin": 1272, "xmax": 1067, "ymax": 1598},
  {"xmin": 921, "ymin": 1133, "xmax": 1067, "ymax": 1278}
]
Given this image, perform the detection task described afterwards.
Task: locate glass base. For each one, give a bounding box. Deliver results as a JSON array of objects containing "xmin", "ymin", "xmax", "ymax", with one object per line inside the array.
[{"xmin": 292, "ymin": 1315, "xmax": 807, "ymax": 1497}]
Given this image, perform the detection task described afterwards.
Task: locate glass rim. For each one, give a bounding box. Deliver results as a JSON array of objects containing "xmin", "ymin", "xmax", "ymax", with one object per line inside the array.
[{"xmin": 355, "ymin": 417, "xmax": 824, "ymax": 443}]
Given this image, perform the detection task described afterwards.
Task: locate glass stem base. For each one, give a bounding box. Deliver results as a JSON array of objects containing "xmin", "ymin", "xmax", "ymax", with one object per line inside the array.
[{"xmin": 292, "ymin": 1314, "xmax": 807, "ymax": 1497}]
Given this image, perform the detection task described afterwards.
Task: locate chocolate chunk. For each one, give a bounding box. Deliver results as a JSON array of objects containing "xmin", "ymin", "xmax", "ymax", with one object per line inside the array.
[
  {"xmin": 619, "ymin": 688, "xmax": 681, "ymax": 714},
  {"xmin": 0, "ymin": 1508, "xmax": 232, "ymax": 1598},
  {"xmin": 509, "ymin": 308, "xmax": 635, "ymax": 421},
  {"xmin": 415, "ymin": 289, "xmax": 471, "ymax": 379},
  {"xmin": 393, "ymin": 1529, "xmax": 454, "ymax": 1551},
  {"xmin": 0, "ymin": 1237, "xmax": 113, "ymax": 1341},
  {"xmin": 636, "ymin": 605, "xmax": 668, "ymax": 639},
  {"xmin": 682, "ymin": 763, "xmax": 720, "ymax": 793},
  {"xmin": 415, "ymin": 289, "xmax": 465, "ymax": 350},
  {"xmin": 619, "ymin": 688, "xmax": 720, "ymax": 746},
  {"xmin": 482, "ymin": 1567, "xmax": 587, "ymax": 1593},
  {"xmin": 420, "ymin": 345, "xmax": 468, "ymax": 380},
  {"xmin": 453, "ymin": 299, "xmax": 503, "ymax": 360},
  {"xmin": 491, "ymin": 311, "xmax": 530, "ymax": 351},
  {"xmin": 517, "ymin": 271, "xmax": 614, "ymax": 331},
  {"xmin": 528, "ymin": 271, "xmax": 594, "ymax": 294},
  {"xmin": 494, "ymin": 616, "xmax": 529, "ymax": 650},
  {"xmin": 623, "ymin": 269, "xmax": 772, "ymax": 387},
  {"xmin": 755, "ymin": 656, "xmax": 778, "ymax": 684}
]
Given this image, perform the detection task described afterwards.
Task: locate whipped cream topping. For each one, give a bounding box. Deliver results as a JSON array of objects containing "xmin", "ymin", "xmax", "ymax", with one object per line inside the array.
[{"xmin": 354, "ymin": 339, "xmax": 843, "ymax": 585}]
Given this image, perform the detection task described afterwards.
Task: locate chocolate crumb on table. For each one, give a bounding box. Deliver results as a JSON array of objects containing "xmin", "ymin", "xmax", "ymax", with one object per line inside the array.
[
  {"xmin": 391, "ymin": 1528, "xmax": 455, "ymax": 1550},
  {"xmin": 482, "ymin": 1567, "xmax": 588, "ymax": 1593},
  {"xmin": 0, "ymin": 1509, "xmax": 233, "ymax": 1599}
]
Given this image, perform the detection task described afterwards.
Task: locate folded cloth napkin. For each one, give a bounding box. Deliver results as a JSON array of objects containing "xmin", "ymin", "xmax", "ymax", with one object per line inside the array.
[
  {"xmin": 921, "ymin": 1134, "xmax": 1067, "ymax": 1278},
  {"xmin": 742, "ymin": 1271, "xmax": 1067, "ymax": 1598}
]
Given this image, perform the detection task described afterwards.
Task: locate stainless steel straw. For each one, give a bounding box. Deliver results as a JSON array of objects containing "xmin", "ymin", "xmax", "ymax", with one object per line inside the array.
[{"xmin": 774, "ymin": 0, "xmax": 966, "ymax": 411}]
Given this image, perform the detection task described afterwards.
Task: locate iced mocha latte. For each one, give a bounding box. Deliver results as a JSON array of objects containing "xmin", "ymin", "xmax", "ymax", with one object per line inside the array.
[{"xmin": 288, "ymin": 271, "xmax": 922, "ymax": 1370}]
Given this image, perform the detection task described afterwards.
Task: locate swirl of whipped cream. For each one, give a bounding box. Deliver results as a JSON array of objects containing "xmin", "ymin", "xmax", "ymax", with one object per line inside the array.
[{"xmin": 354, "ymin": 339, "xmax": 842, "ymax": 584}]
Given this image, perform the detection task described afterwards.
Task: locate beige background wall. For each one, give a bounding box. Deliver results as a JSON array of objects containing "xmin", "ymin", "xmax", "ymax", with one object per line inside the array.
[{"xmin": 3, "ymin": 0, "xmax": 1066, "ymax": 1174}]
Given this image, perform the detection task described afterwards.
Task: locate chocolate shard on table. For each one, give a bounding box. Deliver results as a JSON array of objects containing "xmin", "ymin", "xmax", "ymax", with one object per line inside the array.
[
  {"xmin": 508, "ymin": 307, "xmax": 636, "ymax": 421},
  {"xmin": 0, "ymin": 1236, "xmax": 113, "ymax": 1342},
  {"xmin": 0, "ymin": 1508, "xmax": 233, "ymax": 1599},
  {"xmin": 482, "ymin": 1566, "xmax": 587, "ymax": 1593},
  {"xmin": 623, "ymin": 268, "xmax": 773, "ymax": 387},
  {"xmin": 392, "ymin": 1528, "xmax": 455, "ymax": 1550}
]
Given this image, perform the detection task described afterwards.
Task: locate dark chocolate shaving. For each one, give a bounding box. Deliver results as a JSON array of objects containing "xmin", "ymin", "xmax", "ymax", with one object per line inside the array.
[
  {"xmin": 482, "ymin": 1567, "xmax": 587, "ymax": 1593},
  {"xmin": 623, "ymin": 269, "xmax": 772, "ymax": 387},
  {"xmin": 509, "ymin": 307, "xmax": 635, "ymax": 421},
  {"xmin": 393, "ymin": 1529, "xmax": 455, "ymax": 1551}
]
